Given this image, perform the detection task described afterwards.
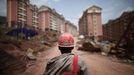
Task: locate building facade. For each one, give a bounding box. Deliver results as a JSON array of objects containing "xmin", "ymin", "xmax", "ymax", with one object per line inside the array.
[
  {"xmin": 79, "ymin": 5, "xmax": 103, "ymax": 41},
  {"xmin": 7, "ymin": 0, "xmax": 38, "ymax": 28},
  {"xmin": 38, "ymin": 5, "xmax": 65, "ymax": 33},
  {"xmin": 38, "ymin": 5, "xmax": 77, "ymax": 36},
  {"xmin": 7, "ymin": 0, "xmax": 77, "ymax": 35},
  {"xmin": 65, "ymin": 21, "xmax": 77, "ymax": 36},
  {"xmin": 103, "ymin": 10, "xmax": 134, "ymax": 42}
]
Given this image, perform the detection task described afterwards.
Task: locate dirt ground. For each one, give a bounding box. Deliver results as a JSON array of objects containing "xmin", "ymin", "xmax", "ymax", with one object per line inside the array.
[{"xmin": 22, "ymin": 38, "xmax": 134, "ymax": 75}]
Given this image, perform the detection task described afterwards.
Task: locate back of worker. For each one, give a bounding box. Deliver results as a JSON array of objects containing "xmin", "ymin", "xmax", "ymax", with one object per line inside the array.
[{"xmin": 43, "ymin": 33, "xmax": 89, "ymax": 75}]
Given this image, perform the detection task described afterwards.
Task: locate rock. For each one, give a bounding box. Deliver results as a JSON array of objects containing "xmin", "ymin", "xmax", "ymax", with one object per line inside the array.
[
  {"xmin": 101, "ymin": 52, "xmax": 108, "ymax": 56},
  {"xmin": 26, "ymin": 48, "xmax": 37, "ymax": 60}
]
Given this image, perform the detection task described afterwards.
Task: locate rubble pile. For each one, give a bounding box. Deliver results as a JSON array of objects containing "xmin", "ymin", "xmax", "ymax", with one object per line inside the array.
[
  {"xmin": 0, "ymin": 49, "xmax": 26, "ymax": 75},
  {"xmin": 0, "ymin": 27, "xmax": 58, "ymax": 75},
  {"xmin": 77, "ymin": 36, "xmax": 101, "ymax": 52}
]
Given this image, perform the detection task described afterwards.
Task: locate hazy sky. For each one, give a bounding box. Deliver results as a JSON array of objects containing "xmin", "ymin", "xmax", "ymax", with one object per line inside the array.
[{"xmin": 0, "ymin": 0, "xmax": 134, "ymax": 26}]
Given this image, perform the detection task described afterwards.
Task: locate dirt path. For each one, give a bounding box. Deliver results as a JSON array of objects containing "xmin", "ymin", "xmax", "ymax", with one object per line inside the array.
[
  {"xmin": 74, "ymin": 50, "xmax": 134, "ymax": 75},
  {"xmin": 23, "ymin": 45, "xmax": 134, "ymax": 75},
  {"xmin": 23, "ymin": 37, "xmax": 134, "ymax": 75}
]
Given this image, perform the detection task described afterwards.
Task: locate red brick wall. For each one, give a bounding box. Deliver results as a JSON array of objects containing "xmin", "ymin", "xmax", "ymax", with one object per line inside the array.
[
  {"xmin": 7, "ymin": 0, "xmax": 18, "ymax": 27},
  {"xmin": 27, "ymin": 5, "xmax": 32, "ymax": 26},
  {"xmin": 38, "ymin": 11, "xmax": 50, "ymax": 31},
  {"xmin": 38, "ymin": 12, "xmax": 45, "ymax": 31},
  {"xmin": 96, "ymin": 13, "xmax": 103, "ymax": 36},
  {"xmin": 45, "ymin": 11, "xmax": 49, "ymax": 29},
  {"xmin": 87, "ymin": 14, "xmax": 94, "ymax": 36}
]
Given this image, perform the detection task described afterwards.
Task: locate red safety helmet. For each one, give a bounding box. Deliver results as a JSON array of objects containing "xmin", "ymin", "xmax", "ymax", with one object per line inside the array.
[{"xmin": 58, "ymin": 33, "xmax": 74, "ymax": 47}]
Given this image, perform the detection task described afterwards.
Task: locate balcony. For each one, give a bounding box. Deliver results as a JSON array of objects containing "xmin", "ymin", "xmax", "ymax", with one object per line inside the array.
[
  {"xmin": 18, "ymin": 6, "xmax": 26, "ymax": 11},
  {"xmin": 18, "ymin": 12, "xmax": 26, "ymax": 16},
  {"xmin": 33, "ymin": 16, "xmax": 38, "ymax": 19},
  {"xmin": 18, "ymin": 17, "xmax": 26, "ymax": 22}
]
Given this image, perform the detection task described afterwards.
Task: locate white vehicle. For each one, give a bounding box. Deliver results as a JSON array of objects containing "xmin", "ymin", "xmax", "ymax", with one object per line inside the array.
[{"xmin": 78, "ymin": 35, "xmax": 85, "ymax": 39}]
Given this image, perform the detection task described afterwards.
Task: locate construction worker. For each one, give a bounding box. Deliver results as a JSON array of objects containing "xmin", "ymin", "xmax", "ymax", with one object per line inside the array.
[{"xmin": 43, "ymin": 33, "xmax": 89, "ymax": 75}]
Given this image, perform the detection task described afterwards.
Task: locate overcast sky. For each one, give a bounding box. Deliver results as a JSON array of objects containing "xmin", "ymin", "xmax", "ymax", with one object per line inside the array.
[{"xmin": 0, "ymin": 0, "xmax": 134, "ymax": 26}]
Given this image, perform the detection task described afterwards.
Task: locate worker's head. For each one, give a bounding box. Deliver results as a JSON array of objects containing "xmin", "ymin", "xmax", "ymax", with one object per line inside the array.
[{"xmin": 58, "ymin": 33, "xmax": 74, "ymax": 54}]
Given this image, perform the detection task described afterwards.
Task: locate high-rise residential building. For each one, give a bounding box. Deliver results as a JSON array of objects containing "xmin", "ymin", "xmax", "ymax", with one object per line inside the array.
[
  {"xmin": 65, "ymin": 21, "xmax": 77, "ymax": 36},
  {"xmin": 103, "ymin": 10, "xmax": 134, "ymax": 42},
  {"xmin": 38, "ymin": 5, "xmax": 65, "ymax": 33},
  {"xmin": 7, "ymin": 0, "xmax": 38, "ymax": 28},
  {"xmin": 79, "ymin": 5, "xmax": 103, "ymax": 41},
  {"xmin": 7, "ymin": 0, "xmax": 77, "ymax": 35},
  {"xmin": 31, "ymin": 5, "xmax": 38, "ymax": 28}
]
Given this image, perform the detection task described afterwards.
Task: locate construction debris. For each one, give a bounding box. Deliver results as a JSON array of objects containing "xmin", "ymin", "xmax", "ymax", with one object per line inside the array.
[
  {"xmin": 26, "ymin": 48, "xmax": 37, "ymax": 60},
  {"xmin": 0, "ymin": 49, "xmax": 26, "ymax": 75},
  {"xmin": 77, "ymin": 36, "xmax": 101, "ymax": 52},
  {"xmin": 0, "ymin": 26, "xmax": 59, "ymax": 75}
]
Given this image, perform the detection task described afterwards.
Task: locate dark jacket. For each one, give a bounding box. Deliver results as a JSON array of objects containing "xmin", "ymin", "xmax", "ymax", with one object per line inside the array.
[{"xmin": 44, "ymin": 53, "xmax": 89, "ymax": 75}]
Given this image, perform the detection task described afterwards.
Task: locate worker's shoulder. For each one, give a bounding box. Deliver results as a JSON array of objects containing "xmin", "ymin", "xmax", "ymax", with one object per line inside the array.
[
  {"xmin": 47, "ymin": 53, "xmax": 74, "ymax": 63},
  {"xmin": 77, "ymin": 55, "xmax": 86, "ymax": 67}
]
